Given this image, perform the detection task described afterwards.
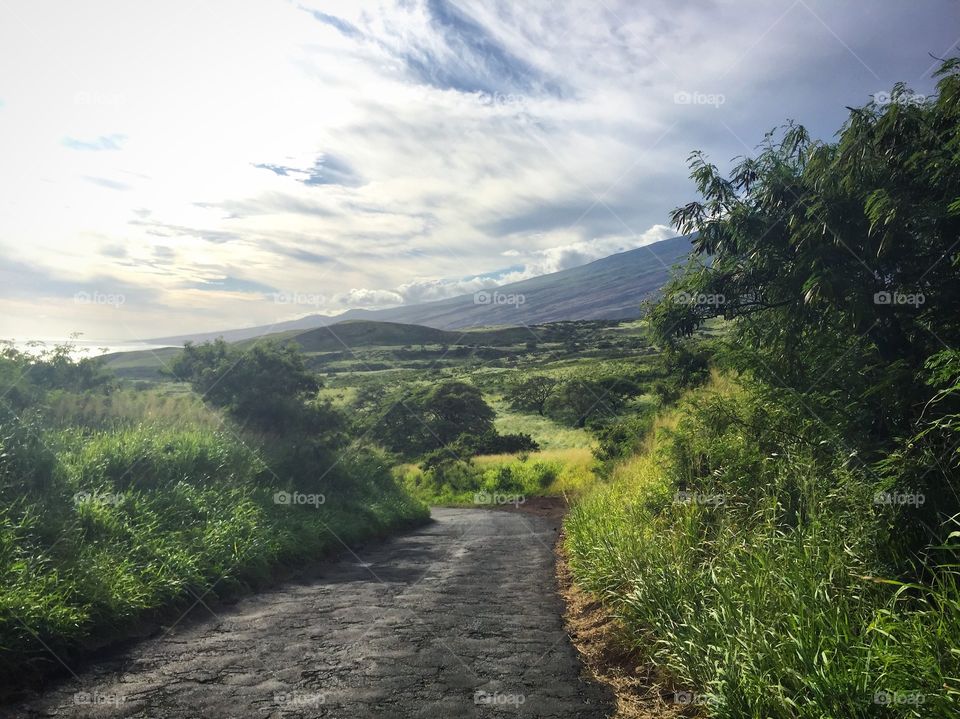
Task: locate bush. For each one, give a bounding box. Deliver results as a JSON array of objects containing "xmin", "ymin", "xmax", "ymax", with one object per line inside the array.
[
  {"xmin": 371, "ymin": 381, "xmax": 496, "ymax": 457},
  {"xmin": 0, "ymin": 409, "xmax": 58, "ymax": 498},
  {"xmin": 401, "ymin": 448, "xmax": 594, "ymax": 505},
  {"xmin": 591, "ymin": 412, "xmax": 655, "ymax": 465},
  {"xmin": 448, "ymin": 429, "xmax": 540, "ymax": 457}
]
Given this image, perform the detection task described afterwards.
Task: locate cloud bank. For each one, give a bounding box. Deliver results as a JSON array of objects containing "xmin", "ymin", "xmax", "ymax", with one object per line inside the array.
[{"xmin": 0, "ymin": 0, "xmax": 955, "ymax": 339}]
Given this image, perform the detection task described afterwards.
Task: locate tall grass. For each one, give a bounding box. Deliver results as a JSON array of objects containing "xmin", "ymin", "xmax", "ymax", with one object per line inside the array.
[
  {"xmin": 0, "ymin": 419, "xmax": 427, "ymax": 689},
  {"xmin": 43, "ymin": 387, "xmax": 221, "ymax": 429},
  {"xmin": 489, "ymin": 398, "xmax": 594, "ymax": 449},
  {"xmin": 564, "ymin": 376, "xmax": 960, "ymax": 718}
]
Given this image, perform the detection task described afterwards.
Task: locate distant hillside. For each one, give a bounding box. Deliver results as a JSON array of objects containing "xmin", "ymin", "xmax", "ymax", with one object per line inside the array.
[
  {"xmin": 149, "ymin": 234, "xmax": 694, "ymax": 344},
  {"xmin": 99, "ymin": 346, "xmax": 181, "ymax": 381},
  {"xmin": 237, "ymin": 321, "xmax": 453, "ymax": 352},
  {"xmin": 103, "ymin": 320, "xmax": 601, "ymax": 380},
  {"xmin": 251, "ymin": 320, "xmax": 591, "ymax": 353}
]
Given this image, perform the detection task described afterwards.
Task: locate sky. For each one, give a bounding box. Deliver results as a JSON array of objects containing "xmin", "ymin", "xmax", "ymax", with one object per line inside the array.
[{"xmin": 0, "ymin": 0, "xmax": 957, "ymax": 341}]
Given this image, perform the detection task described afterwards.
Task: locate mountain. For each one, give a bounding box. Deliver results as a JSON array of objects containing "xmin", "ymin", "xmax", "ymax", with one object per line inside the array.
[{"xmin": 149, "ymin": 234, "xmax": 693, "ymax": 344}]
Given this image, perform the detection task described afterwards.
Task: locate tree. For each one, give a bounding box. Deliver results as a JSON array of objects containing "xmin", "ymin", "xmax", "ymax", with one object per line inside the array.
[
  {"xmin": 422, "ymin": 381, "xmax": 495, "ymax": 445},
  {"xmin": 170, "ymin": 339, "xmax": 333, "ymax": 435},
  {"xmin": 504, "ymin": 375, "xmax": 558, "ymax": 415},
  {"xmin": 651, "ymin": 341, "xmax": 712, "ymax": 404},
  {"xmin": 549, "ymin": 378, "xmax": 613, "ymax": 428},
  {"xmin": 371, "ymin": 381, "xmax": 496, "ymax": 456},
  {"xmin": 650, "ymin": 60, "xmax": 960, "ymax": 444},
  {"xmin": 648, "ymin": 58, "xmax": 960, "ymax": 537}
]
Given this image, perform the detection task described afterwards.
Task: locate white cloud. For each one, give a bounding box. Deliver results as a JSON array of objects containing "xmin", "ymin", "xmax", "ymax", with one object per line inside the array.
[
  {"xmin": 395, "ymin": 275, "xmax": 502, "ymax": 305},
  {"xmin": 507, "ymin": 224, "xmax": 677, "ymax": 280},
  {"xmin": 330, "ymin": 288, "xmax": 404, "ymax": 309}
]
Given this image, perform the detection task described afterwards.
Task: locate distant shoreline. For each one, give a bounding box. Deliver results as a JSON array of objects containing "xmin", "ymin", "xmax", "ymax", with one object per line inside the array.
[{"xmin": 2, "ymin": 339, "xmax": 177, "ymax": 358}]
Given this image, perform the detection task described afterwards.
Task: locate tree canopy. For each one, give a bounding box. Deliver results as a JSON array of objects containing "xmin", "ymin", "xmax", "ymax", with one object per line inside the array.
[
  {"xmin": 372, "ymin": 380, "xmax": 496, "ymax": 456},
  {"xmin": 170, "ymin": 339, "xmax": 331, "ymax": 435},
  {"xmin": 649, "ymin": 58, "xmax": 960, "ymax": 535}
]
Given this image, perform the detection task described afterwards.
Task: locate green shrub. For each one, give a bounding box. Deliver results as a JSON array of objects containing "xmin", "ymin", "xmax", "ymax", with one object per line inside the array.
[{"xmin": 591, "ymin": 412, "xmax": 655, "ymax": 465}]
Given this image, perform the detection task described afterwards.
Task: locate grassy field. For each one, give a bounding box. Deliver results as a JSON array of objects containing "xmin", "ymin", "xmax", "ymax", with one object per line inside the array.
[
  {"xmin": 43, "ymin": 385, "xmax": 220, "ymax": 428},
  {"xmin": 488, "ymin": 399, "xmax": 593, "ymax": 450},
  {"xmin": 324, "ymin": 319, "xmax": 668, "ymax": 506},
  {"xmin": 104, "ymin": 318, "xmax": 658, "ymax": 382}
]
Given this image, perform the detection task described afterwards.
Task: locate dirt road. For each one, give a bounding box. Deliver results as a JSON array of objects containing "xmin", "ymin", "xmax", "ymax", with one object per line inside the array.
[{"xmin": 10, "ymin": 508, "xmax": 611, "ymax": 718}]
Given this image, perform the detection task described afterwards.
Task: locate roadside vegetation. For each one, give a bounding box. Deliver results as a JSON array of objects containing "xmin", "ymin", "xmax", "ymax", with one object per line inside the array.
[
  {"xmin": 0, "ymin": 341, "xmax": 426, "ymax": 694},
  {"xmin": 0, "ymin": 313, "xmax": 668, "ymax": 696},
  {"xmin": 566, "ymin": 60, "xmax": 960, "ymax": 718}
]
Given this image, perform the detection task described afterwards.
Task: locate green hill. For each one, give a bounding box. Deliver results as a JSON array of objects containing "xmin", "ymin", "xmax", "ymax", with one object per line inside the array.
[
  {"xmin": 102, "ymin": 320, "xmax": 606, "ymax": 380},
  {"xmin": 268, "ymin": 321, "xmax": 580, "ymax": 353}
]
